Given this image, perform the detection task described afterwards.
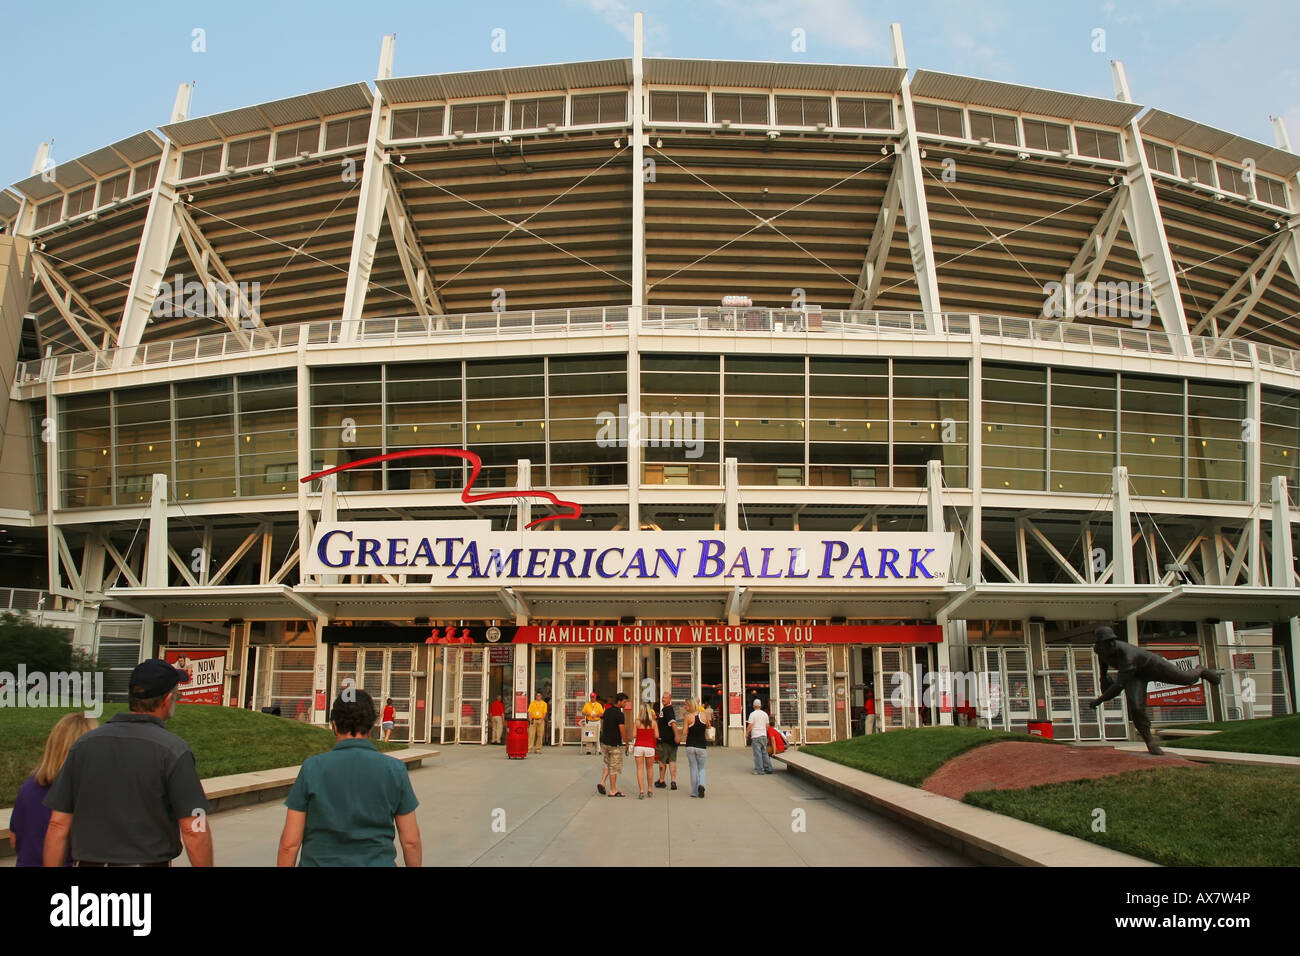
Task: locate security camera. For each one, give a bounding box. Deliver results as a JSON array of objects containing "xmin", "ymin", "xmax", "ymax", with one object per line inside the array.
[
  {"xmin": 262, "ymin": 166, "xmax": 274, "ymax": 175},
  {"xmin": 655, "ymin": 138, "xmax": 662, "ymax": 148},
  {"xmin": 766, "ymin": 130, "xmax": 780, "ymax": 140},
  {"xmin": 499, "ymin": 134, "xmax": 512, "ymax": 144},
  {"xmin": 398, "ymin": 154, "xmax": 407, "ymax": 164},
  {"xmin": 1017, "ymin": 151, "xmax": 1029, "ymax": 161}
]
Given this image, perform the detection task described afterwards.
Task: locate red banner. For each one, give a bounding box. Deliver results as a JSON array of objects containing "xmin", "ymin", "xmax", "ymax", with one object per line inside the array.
[
  {"xmin": 164, "ymin": 650, "xmax": 226, "ymax": 706},
  {"xmin": 1146, "ymin": 651, "xmax": 1207, "ymax": 707},
  {"xmin": 522, "ymin": 624, "xmax": 941, "ymax": 644}
]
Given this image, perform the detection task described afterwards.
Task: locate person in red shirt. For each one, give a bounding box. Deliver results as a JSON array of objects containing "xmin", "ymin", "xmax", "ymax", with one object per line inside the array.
[
  {"xmin": 381, "ymin": 698, "xmax": 396, "ymax": 741},
  {"xmin": 489, "ymin": 696, "xmax": 506, "ymax": 744},
  {"xmin": 865, "ymin": 692, "xmax": 878, "ymax": 735}
]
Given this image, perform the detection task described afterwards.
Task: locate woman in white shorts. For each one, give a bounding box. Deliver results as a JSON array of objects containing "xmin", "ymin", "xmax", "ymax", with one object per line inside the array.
[{"xmin": 631, "ymin": 703, "xmax": 660, "ymax": 799}]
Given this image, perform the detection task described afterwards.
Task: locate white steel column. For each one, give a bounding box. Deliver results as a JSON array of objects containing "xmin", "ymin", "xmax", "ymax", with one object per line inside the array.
[
  {"xmin": 516, "ymin": 458, "xmax": 531, "ymax": 529},
  {"xmin": 1112, "ymin": 465, "xmax": 1138, "ymax": 641},
  {"xmin": 296, "ymin": 330, "xmax": 315, "ymax": 584},
  {"xmin": 628, "ymin": 12, "xmax": 646, "ymax": 531},
  {"xmin": 1111, "ymin": 62, "xmax": 1192, "ymax": 357},
  {"xmin": 1247, "ymin": 344, "xmax": 1264, "ymax": 586},
  {"xmin": 927, "ymin": 458, "xmax": 955, "ymax": 724},
  {"xmin": 339, "ymin": 35, "xmax": 396, "ymax": 343},
  {"xmin": 1273, "ymin": 475, "xmax": 1300, "ymax": 708},
  {"xmin": 118, "ymin": 83, "xmax": 191, "ymax": 360},
  {"xmin": 144, "ymin": 473, "xmax": 170, "ymax": 588},
  {"xmin": 891, "ymin": 23, "xmax": 943, "ymax": 330}
]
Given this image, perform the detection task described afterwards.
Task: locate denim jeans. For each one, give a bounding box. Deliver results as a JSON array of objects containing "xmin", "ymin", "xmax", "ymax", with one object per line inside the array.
[
  {"xmin": 685, "ymin": 746, "xmax": 707, "ymax": 792},
  {"xmin": 751, "ymin": 736, "xmax": 772, "ymax": 772}
]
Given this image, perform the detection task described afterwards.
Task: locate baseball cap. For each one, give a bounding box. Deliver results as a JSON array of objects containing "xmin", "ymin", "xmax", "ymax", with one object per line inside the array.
[
  {"xmin": 129, "ymin": 659, "xmax": 189, "ymax": 698},
  {"xmin": 753, "ymin": 699, "xmax": 763, "ymax": 708}
]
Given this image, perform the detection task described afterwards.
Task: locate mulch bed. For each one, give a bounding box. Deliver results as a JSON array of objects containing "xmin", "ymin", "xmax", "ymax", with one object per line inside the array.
[{"xmin": 921, "ymin": 741, "xmax": 1202, "ymax": 800}]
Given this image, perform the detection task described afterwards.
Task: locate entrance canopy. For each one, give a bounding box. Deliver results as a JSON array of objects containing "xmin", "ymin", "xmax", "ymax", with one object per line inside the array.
[
  {"xmin": 104, "ymin": 585, "xmax": 320, "ymax": 621},
  {"xmin": 939, "ymin": 584, "xmax": 1166, "ymax": 623},
  {"xmin": 1134, "ymin": 586, "xmax": 1300, "ymax": 623}
]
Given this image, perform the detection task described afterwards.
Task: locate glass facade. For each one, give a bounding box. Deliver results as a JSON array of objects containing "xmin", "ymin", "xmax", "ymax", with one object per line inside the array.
[{"xmin": 38, "ymin": 353, "xmax": 1293, "ymax": 509}]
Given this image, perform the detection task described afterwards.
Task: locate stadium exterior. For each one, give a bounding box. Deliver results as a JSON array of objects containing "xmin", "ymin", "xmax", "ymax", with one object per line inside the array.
[{"xmin": 1, "ymin": 19, "xmax": 1297, "ymax": 746}]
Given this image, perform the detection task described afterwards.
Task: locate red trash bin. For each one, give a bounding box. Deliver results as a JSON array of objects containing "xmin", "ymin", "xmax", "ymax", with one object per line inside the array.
[
  {"xmin": 505, "ymin": 718, "xmax": 529, "ymax": 759},
  {"xmin": 1026, "ymin": 721, "xmax": 1054, "ymax": 739}
]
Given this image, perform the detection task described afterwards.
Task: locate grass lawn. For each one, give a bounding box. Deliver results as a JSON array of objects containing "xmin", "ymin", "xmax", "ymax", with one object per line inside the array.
[
  {"xmin": 966, "ymin": 764, "xmax": 1300, "ymax": 866},
  {"xmin": 1158, "ymin": 714, "xmax": 1300, "ymax": 757},
  {"xmin": 801, "ymin": 726, "xmax": 1055, "ymax": 787},
  {"xmin": 1, "ymin": 705, "xmax": 401, "ymax": 807}
]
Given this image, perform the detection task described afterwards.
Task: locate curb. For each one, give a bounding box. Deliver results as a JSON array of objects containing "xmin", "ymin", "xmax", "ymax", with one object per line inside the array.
[{"xmin": 778, "ymin": 749, "xmax": 1156, "ymax": 867}]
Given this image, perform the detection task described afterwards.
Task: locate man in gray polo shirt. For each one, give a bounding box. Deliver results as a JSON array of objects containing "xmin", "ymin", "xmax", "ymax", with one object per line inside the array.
[{"xmin": 44, "ymin": 659, "xmax": 213, "ymax": 867}]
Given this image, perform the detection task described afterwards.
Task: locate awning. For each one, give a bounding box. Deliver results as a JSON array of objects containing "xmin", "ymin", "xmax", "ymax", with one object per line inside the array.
[
  {"xmin": 104, "ymin": 585, "xmax": 322, "ymax": 621},
  {"xmin": 1134, "ymin": 586, "xmax": 1300, "ymax": 624},
  {"xmin": 938, "ymin": 584, "xmax": 1166, "ymax": 622}
]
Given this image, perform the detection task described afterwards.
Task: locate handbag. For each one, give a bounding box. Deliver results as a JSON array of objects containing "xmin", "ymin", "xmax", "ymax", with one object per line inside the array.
[{"xmin": 705, "ymin": 725, "xmax": 716, "ymax": 742}]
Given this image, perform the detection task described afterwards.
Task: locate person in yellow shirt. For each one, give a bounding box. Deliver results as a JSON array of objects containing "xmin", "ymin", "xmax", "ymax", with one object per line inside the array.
[
  {"xmin": 580, "ymin": 692, "xmax": 604, "ymax": 755},
  {"xmin": 527, "ymin": 692, "xmax": 548, "ymax": 753}
]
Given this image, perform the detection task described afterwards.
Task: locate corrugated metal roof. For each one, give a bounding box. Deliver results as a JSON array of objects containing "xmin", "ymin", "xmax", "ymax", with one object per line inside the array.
[
  {"xmin": 644, "ymin": 58, "xmax": 903, "ymax": 93},
  {"xmin": 161, "ymin": 83, "xmax": 373, "ymax": 146},
  {"xmin": 377, "ymin": 59, "xmax": 631, "ymax": 105},
  {"xmin": 911, "ymin": 70, "xmax": 1141, "ymax": 127},
  {"xmin": 8, "ymin": 131, "xmax": 164, "ymax": 200},
  {"xmin": 1140, "ymin": 109, "xmax": 1300, "ymax": 177},
  {"xmin": 0, "ymin": 190, "xmax": 21, "ymax": 220}
]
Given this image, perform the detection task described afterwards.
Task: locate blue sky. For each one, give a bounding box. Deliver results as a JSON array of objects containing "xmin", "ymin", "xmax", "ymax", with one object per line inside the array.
[{"xmin": 2, "ymin": 0, "xmax": 1298, "ymax": 189}]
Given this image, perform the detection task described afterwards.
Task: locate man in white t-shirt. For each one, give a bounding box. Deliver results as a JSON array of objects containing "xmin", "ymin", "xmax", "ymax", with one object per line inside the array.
[{"xmin": 745, "ymin": 699, "xmax": 773, "ymax": 775}]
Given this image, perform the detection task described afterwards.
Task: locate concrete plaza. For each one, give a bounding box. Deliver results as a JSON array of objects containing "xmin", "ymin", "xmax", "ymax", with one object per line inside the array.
[{"xmin": 176, "ymin": 744, "xmax": 968, "ymax": 867}]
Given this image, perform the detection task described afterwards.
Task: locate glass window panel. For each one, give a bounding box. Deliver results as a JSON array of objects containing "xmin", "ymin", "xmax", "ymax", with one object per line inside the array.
[
  {"xmin": 114, "ymin": 386, "xmax": 172, "ymax": 505},
  {"xmin": 241, "ymin": 372, "xmax": 299, "ymax": 497},
  {"xmin": 570, "ymin": 92, "xmax": 626, "ymax": 124},
  {"xmin": 60, "ymin": 394, "xmax": 112, "ymax": 508},
  {"xmin": 837, "ymin": 98, "xmax": 892, "ymax": 130},
  {"xmin": 175, "ymin": 379, "xmax": 236, "ymax": 501}
]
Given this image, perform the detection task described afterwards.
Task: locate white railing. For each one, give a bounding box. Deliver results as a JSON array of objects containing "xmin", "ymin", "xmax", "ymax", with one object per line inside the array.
[
  {"xmin": 16, "ymin": 304, "xmax": 1300, "ymax": 386},
  {"xmin": 0, "ymin": 588, "xmax": 67, "ymax": 613}
]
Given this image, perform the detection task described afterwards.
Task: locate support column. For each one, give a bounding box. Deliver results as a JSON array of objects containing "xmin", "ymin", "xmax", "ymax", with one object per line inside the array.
[
  {"xmin": 891, "ymin": 23, "xmax": 944, "ymax": 329},
  {"xmin": 311, "ymin": 616, "xmax": 330, "ymax": 726},
  {"xmin": 145, "ymin": 473, "xmax": 169, "ymax": 588},
  {"xmin": 723, "ymin": 456, "xmax": 738, "ymax": 531},
  {"xmin": 1272, "ymin": 476, "xmax": 1300, "ymax": 707},
  {"xmin": 927, "ymin": 458, "xmax": 956, "ymax": 725},
  {"xmin": 726, "ymin": 642, "xmax": 744, "ymax": 747},
  {"xmin": 516, "ymin": 458, "xmax": 531, "ymax": 529},
  {"xmin": 1112, "ymin": 465, "xmax": 1139, "ymax": 642},
  {"xmin": 118, "ymin": 83, "xmax": 191, "ymax": 359},
  {"xmin": 1111, "ymin": 62, "xmax": 1192, "ymax": 357},
  {"xmin": 339, "ymin": 36, "xmax": 396, "ymax": 343},
  {"xmin": 1247, "ymin": 344, "xmax": 1263, "ymax": 586},
  {"xmin": 627, "ymin": 12, "xmax": 646, "ymax": 531}
]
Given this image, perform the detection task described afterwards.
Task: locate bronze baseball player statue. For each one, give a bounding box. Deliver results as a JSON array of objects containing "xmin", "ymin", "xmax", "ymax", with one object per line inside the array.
[{"xmin": 1086, "ymin": 625, "xmax": 1221, "ymax": 755}]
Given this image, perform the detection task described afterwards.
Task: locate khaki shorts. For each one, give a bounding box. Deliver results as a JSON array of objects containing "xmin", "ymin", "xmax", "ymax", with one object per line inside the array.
[
  {"xmin": 601, "ymin": 743, "xmax": 624, "ymax": 774},
  {"xmin": 656, "ymin": 741, "xmax": 678, "ymax": 763}
]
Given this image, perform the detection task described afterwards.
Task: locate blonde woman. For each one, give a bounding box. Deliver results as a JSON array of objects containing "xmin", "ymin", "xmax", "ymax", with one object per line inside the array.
[
  {"xmin": 9, "ymin": 713, "xmax": 98, "ymax": 866},
  {"xmin": 631, "ymin": 703, "xmax": 660, "ymax": 799},
  {"xmin": 683, "ymin": 698, "xmax": 709, "ymax": 798}
]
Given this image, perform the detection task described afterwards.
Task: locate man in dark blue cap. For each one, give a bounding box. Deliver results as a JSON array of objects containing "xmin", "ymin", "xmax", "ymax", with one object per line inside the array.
[{"xmin": 43, "ymin": 658, "xmax": 213, "ymax": 866}]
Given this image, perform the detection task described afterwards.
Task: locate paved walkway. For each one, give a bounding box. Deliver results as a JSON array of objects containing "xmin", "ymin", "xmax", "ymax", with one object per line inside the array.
[{"xmin": 175, "ymin": 745, "xmax": 967, "ymax": 867}]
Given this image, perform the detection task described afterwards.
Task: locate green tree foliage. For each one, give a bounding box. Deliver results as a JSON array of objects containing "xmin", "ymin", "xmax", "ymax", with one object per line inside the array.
[{"xmin": 0, "ymin": 612, "xmax": 102, "ymax": 675}]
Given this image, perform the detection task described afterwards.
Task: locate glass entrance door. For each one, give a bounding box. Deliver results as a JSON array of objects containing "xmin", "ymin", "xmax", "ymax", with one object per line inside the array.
[{"xmin": 441, "ymin": 646, "xmax": 486, "ymax": 744}]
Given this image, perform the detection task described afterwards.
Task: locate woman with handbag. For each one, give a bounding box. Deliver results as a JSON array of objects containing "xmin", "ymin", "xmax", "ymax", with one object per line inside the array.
[{"xmin": 684, "ymin": 698, "xmax": 709, "ymax": 798}]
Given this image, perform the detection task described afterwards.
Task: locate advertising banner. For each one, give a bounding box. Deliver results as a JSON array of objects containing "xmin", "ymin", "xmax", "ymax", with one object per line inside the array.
[
  {"xmin": 303, "ymin": 523, "xmax": 953, "ymax": 587},
  {"xmin": 1146, "ymin": 651, "xmax": 1207, "ymax": 707},
  {"xmin": 324, "ymin": 623, "xmax": 943, "ymax": 645},
  {"xmin": 163, "ymin": 650, "xmax": 226, "ymax": 705}
]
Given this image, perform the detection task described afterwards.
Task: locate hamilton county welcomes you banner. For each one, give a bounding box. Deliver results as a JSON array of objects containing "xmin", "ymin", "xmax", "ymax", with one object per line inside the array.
[{"xmin": 302, "ymin": 522, "xmax": 953, "ymax": 587}]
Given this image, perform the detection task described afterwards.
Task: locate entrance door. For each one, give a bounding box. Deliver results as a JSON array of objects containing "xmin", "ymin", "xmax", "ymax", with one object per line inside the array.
[
  {"xmin": 772, "ymin": 647, "xmax": 801, "ymax": 737},
  {"xmin": 332, "ymin": 648, "xmax": 417, "ymax": 741},
  {"xmin": 973, "ymin": 646, "xmax": 1033, "ymax": 734},
  {"xmin": 876, "ymin": 646, "xmax": 910, "ymax": 730},
  {"xmin": 442, "ymin": 646, "xmax": 486, "ymax": 744},
  {"xmin": 801, "ymin": 647, "xmax": 832, "ymax": 742},
  {"xmin": 559, "ymin": 648, "xmax": 589, "ymax": 745},
  {"xmin": 660, "ymin": 647, "xmax": 698, "ymax": 723},
  {"xmin": 700, "ymin": 646, "xmax": 724, "ymax": 743},
  {"xmin": 1044, "ymin": 646, "xmax": 1127, "ymax": 741}
]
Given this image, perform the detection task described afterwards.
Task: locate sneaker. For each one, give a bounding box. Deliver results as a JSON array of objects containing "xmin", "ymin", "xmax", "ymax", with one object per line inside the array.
[
  {"xmin": 638, "ymin": 792, "xmax": 645, "ymax": 800},
  {"xmin": 670, "ymin": 782, "xmax": 677, "ymax": 791},
  {"xmin": 752, "ymin": 771, "xmax": 764, "ymax": 775},
  {"xmin": 654, "ymin": 781, "xmax": 666, "ymax": 789},
  {"xmin": 698, "ymin": 787, "xmax": 705, "ymax": 799}
]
